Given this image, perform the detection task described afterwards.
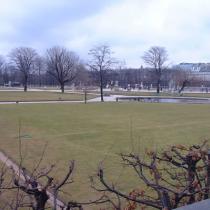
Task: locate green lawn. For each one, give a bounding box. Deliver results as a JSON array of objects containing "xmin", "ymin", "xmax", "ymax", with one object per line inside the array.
[
  {"xmin": 0, "ymin": 102, "xmax": 210, "ymax": 203},
  {"xmin": 0, "ymin": 91, "xmax": 96, "ymax": 101}
]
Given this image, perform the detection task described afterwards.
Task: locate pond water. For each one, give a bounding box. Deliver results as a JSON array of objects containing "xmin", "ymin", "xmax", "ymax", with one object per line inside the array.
[
  {"xmin": 142, "ymin": 98, "xmax": 210, "ymax": 104},
  {"xmin": 116, "ymin": 96, "xmax": 210, "ymax": 104}
]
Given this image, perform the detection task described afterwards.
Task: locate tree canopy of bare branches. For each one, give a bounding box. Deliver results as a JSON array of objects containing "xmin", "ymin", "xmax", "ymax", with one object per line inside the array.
[
  {"xmin": 88, "ymin": 45, "xmax": 116, "ymax": 102},
  {"xmin": 46, "ymin": 46, "xmax": 80, "ymax": 93},
  {"xmin": 91, "ymin": 141, "xmax": 210, "ymax": 210},
  {"xmin": 170, "ymin": 69, "xmax": 196, "ymax": 94},
  {"xmin": 9, "ymin": 47, "xmax": 38, "ymax": 91},
  {"xmin": 142, "ymin": 46, "xmax": 168, "ymax": 93},
  {"xmin": 1, "ymin": 141, "xmax": 210, "ymax": 210}
]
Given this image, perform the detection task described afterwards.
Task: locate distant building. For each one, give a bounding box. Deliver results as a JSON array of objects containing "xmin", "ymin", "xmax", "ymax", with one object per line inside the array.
[
  {"xmin": 191, "ymin": 71, "xmax": 210, "ymax": 81},
  {"xmin": 174, "ymin": 63, "xmax": 210, "ymax": 72}
]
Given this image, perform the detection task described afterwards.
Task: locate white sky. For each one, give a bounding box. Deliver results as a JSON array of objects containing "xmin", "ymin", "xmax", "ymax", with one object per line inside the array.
[{"xmin": 0, "ymin": 0, "xmax": 210, "ymax": 67}]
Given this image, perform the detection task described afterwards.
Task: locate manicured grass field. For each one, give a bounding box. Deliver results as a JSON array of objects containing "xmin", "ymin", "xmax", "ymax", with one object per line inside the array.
[
  {"xmin": 0, "ymin": 102, "xmax": 210, "ymax": 203},
  {"xmin": 0, "ymin": 91, "xmax": 96, "ymax": 101}
]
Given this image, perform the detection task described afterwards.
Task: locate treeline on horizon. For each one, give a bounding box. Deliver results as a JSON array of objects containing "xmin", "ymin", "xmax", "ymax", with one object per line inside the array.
[{"xmin": 0, "ymin": 45, "xmax": 207, "ymax": 92}]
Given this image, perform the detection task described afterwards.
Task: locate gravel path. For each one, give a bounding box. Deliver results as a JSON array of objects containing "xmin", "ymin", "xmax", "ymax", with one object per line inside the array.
[{"xmin": 0, "ymin": 95, "xmax": 120, "ymax": 104}]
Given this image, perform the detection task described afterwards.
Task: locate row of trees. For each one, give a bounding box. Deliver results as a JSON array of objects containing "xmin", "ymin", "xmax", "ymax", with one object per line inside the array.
[
  {"xmin": 0, "ymin": 45, "xmax": 118, "ymax": 100},
  {"xmin": 8, "ymin": 46, "xmax": 81, "ymax": 93},
  {"xmin": 0, "ymin": 45, "xmax": 201, "ymax": 100},
  {"xmin": 1, "ymin": 141, "xmax": 210, "ymax": 209}
]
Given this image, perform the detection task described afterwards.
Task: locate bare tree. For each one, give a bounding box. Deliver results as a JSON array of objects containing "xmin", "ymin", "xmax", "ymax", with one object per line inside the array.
[
  {"xmin": 2, "ymin": 141, "xmax": 210, "ymax": 209},
  {"xmin": 9, "ymin": 47, "xmax": 38, "ymax": 91},
  {"xmin": 91, "ymin": 141, "xmax": 210, "ymax": 210},
  {"xmin": 142, "ymin": 46, "xmax": 168, "ymax": 94},
  {"xmin": 46, "ymin": 46, "xmax": 79, "ymax": 93},
  {"xmin": 170, "ymin": 69, "xmax": 197, "ymax": 94},
  {"xmin": 0, "ymin": 146, "xmax": 76, "ymax": 210},
  {"xmin": 12, "ymin": 161, "xmax": 75, "ymax": 210},
  {"xmin": 88, "ymin": 45, "xmax": 116, "ymax": 102}
]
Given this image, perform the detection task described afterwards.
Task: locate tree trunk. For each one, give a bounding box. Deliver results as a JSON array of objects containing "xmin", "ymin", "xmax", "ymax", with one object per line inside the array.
[
  {"xmin": 24, "ymin": 84, "xmax": 27, "ymax": 92},
  {"xmin": 156, "ymin": 78, "xmax": 160, "ymax": 94},
  {"xmin": 99, "ymin": 69, "xmax": 104, "ymax": 102},
  {"xmin": 39, "ymin": 69, "xmax": 41, "ymax": 87},
  {"xmin": 161, "ymin": 191, "xmax": 172, "ymax": 210},
  {"xmin": 100, "ymin": 85, "xmax": 104, "ymax": 102},
  {"xmin": 23, "ymin": 74, "xmax": 28, "ymax": 92},
  {"xmin": 35, "ymin": 190, "xmax": 49, "ymax": 210},
  {"xmin": 179, "ymin": 80, "xmax": 188, "ymax": 94},
  {"xmin": 156, "ymin": 70, "xmax": 161, "ymax": 94},
  {"xmin": 84, "ymin": 90, "xmax": 87, "ymax": 104},
  {"xmin": 186, "ymin": 155, "xmax": 196, "ymax": 204},
  {"xmin": 204, "ymin": 150, "xmax": 210, "ymax": 199},
  {"xmin": 53, "ymin": 190, "xmax": 57, "ymax": 210},
  {"xmin": 61, "ymin": 83, "xmax": 65, "ymax": 93}
]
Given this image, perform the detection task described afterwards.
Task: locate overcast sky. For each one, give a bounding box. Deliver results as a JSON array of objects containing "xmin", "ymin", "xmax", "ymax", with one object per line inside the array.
[{"xmin": 1, "ymin": 0, "xmax": 210, "ymax": 67}]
